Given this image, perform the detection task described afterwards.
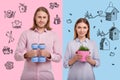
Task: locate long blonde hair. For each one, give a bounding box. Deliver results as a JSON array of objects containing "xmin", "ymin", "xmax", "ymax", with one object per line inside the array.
[
  {"xmin": 30, "ymin": 7, "xmax": 52, "ymax": 30},
  {"xmin": 74, "ymin": 18, "xmax": 90, "ymax": 39}
]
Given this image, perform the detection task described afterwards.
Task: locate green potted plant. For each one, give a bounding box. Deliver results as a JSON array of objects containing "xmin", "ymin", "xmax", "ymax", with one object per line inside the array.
[
  {"xmin": 78, "ymin": 45, "xmax": 89, "ymax": 51},
  {"xmin": 77, "ymin": 45, "xmax": 89, "ymax": 62}
]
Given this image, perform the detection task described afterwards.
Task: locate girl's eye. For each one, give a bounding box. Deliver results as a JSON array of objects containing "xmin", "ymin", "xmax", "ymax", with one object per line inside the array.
[
  {"xmin": 77, "ymin": 26, "xmax": 81, "ymax": 29},
  {"xmin": 83, "ymin": 27, "xmax": 87, "ymax": 29}
]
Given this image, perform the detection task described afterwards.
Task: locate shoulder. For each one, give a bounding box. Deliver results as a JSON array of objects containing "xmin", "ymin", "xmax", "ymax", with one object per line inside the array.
[
  {"xmin": 88, "ymin": 39, "xmax": 95, "ymax": 43},
  {"xmin": 20, "ymin": 29, "xmax": 34, "ymax": 37},
  {"xmin": 47, "ymin": 30, "xmax": 58, "ymax": 38},
  {"xmin": 22, "ymin": 29, "xmax": 35, "ymax": 35},
  {"xmin": 47, "ymin": 30, "xmax": 56, "ymax": 35},
  {"xmin": 21, "ymin": 29, "xmax": 33, "ymax": 34},
  {"xmin": 88, "ymin": 39, "xmax": 97, "ymax": 46},
  {"xmin": 67, "ymin": 39, "xmax": 76, "ymax": 46}
]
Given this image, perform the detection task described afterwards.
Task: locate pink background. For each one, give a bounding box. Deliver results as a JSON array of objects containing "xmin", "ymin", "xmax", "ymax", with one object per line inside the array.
[{"xmin": 0, "ymin": 0, "xmax": 62, "ymax": 80}]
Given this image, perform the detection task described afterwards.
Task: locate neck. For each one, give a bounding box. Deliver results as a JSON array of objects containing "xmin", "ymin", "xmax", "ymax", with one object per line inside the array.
[
  {"xmin": 78, "ymin": 36, "xmax": 86, "ymax": 42},
  {"xmin": 37, "ymin": 27, "xmax": 45, "ymax": 33}
]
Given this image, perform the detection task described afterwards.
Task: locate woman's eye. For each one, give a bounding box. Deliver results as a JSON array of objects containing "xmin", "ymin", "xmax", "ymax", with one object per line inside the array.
[
  {"xmin": 77, "ymin": 26, "xmax": 81, "ymax": 29},
  {"xmin": 83, "ymin": 27, "xmax": 87, "ymax": 29}
]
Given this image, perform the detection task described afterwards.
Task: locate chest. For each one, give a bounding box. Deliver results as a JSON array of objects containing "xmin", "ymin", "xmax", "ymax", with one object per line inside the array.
[{"xmin": 26, "ymin": 32, "xmax": 54, "ymax": 50}]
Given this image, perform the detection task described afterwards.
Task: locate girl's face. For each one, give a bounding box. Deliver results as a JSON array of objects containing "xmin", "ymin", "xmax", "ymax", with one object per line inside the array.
[
  {"xmin": 76, "ymin": 22, "xmax": 88, "ymax": 38},
  {"xmin": 35, "ymin": 11, "xmax": 48, "ymax": 28}
]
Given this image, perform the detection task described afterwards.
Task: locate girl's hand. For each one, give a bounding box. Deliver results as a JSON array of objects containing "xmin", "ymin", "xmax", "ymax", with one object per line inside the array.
[
  {"xmin": 86, "ymin": 55, "xmax": 92, "ymax": 62},
  {"xmin": 73, "ymin": 54, "xmax": 82, "ymax": 61},
  {"xmin": 68, "ymin": 53, "xmax": 82, "ymax": 66},
  {"xmin": 86, "ymin": 55, "xmax": 96, "ymax": 66}
]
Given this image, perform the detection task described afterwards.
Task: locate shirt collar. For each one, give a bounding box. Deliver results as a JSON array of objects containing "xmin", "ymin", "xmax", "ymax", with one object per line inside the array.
[
  {"xmin": 34, "ymin": 28, "xmax": 47, "ymax": 33},
  {"xmin": 75, "ymin": 38, "xmax": 89, "ymax": 43}
]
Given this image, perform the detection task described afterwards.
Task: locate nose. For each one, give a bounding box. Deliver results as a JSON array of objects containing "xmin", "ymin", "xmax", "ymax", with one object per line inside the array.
[
  {"xmin": 40, "ymin": 18, "xmax": 44, "ymax": 22},
  {"xmin": 80, "ymin": 28, "xmax": 84, "ymax": 32},
  {"xmin": 40, "ymin": 18, "xmax": 43, "ymax": 20}
]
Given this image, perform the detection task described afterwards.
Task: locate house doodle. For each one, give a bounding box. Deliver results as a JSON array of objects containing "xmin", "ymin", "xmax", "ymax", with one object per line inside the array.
[
  {"xmin": 85, "ymin": 2, "xmax": 119, "ymax": 21},
  {"xmin": 100, "ymin": 38, "xmax": 110, "ymax": 50},
  {"xmin": 109, "ymin": 26, "xmax": 120, "ymax": 40},
  {"xmin": 105, "ymin": 2, "xmax": 119, "ymax": 21}
]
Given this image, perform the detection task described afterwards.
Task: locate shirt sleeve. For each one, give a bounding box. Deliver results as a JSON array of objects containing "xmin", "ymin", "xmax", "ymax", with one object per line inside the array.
[
  {"xmin": 50, "ymin": 33, "xmax": 62, "ymax": 62},
  {"xmin": 92, "ymin": 41, "xmax": 100, "ymax": 67},
  {"xmin": 14, "ymin": 31, "xmax": 27, "ymax": 61},
  {"xmin": 63, "ymin": 42, "xmax": 72, "ymax": 68}
]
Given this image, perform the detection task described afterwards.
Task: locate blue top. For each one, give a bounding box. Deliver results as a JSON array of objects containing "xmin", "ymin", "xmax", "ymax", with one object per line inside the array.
[{"xmin": 63, "ymin": 38, "xmax": 100, "ymax": 80}]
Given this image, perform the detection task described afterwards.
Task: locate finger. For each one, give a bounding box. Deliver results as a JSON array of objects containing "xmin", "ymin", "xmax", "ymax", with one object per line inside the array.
[{"xmin": 76, "ymin": 51, "xmax": 78, "ymax": 54}]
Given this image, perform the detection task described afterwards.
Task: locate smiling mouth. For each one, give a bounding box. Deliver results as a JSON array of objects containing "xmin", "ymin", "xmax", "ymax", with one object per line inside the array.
[{"xmin": 79, "ymin": 32, "xmax": 85, "ymax": 34}]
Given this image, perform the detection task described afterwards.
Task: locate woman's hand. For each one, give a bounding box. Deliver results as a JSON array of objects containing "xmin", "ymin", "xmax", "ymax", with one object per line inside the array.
[
  {"xmin": 68, "ymin": 53, "xmax": 82, "ymax": 66},
  {"xmin": 73, "ymin": 54, "xmax": 82, "ymax": 61},
  {"xmin": 86, "ymin": 55, "xmax": 96, "ymax": 66}
]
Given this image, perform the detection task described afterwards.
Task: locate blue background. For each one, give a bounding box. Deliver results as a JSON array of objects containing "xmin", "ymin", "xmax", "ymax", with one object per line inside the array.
[{"xmin": 63, "ymin": 0, "xmax": 120, "ymax": 80}]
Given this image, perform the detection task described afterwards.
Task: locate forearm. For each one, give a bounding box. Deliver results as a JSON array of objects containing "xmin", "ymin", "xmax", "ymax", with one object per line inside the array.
[
  {"xmin": 50, "ymin": 53, "xmax": 61, "ymax": 62},
  {"xmin": 68, "ymin": 57, "xmax": 77, "ymax": 66},
  {"xmin": 87, "ymin": 59, "xmax": 96, "ymax": 66},
  {"xmin": 24, "ymin": 53, "xmax": 31, "ymax": 59},
  {"xmin": 14, "ymin": 53, "xmax": 25, "ymax": 61},
  {"xmin": 46, "ymin": 52, "xmax": 51, "ymax": 59}
]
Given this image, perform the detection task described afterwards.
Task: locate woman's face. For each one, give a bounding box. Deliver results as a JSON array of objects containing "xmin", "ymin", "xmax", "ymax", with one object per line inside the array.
[
  {"xmin": 35, "ymin": 10, "xmax": 48, "ymax": 28},
  {"xmin": 76, "ymin": 22, "xmax": 88, "ymax": 38}
]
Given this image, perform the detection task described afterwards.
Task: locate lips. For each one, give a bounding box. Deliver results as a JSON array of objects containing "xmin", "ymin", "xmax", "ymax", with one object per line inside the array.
[
  {"xmin": 79, "ymin": 32, "xmax": 85, "ymax": 35},
  {"xmin": 39, "ymin": 21, "xmax": 44, "ymax": 24}
]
